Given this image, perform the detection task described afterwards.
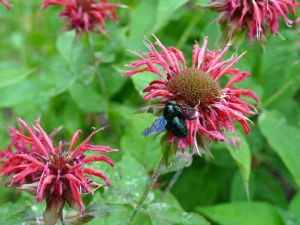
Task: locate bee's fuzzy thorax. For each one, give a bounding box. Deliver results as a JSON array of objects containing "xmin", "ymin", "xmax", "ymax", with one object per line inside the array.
[{"xmin": 166, "ymin": 68, "xmax": 220, "ymax": 108}]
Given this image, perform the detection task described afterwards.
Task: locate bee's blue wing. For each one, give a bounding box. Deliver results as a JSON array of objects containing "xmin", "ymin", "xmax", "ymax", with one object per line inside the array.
[{"xmin": 142, "ymin": 116, "xmax": 167, "ymax": 136}]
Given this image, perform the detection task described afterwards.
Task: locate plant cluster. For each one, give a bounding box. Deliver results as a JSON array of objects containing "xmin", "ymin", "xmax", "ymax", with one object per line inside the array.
[{"xmin": 0, "ymin": 0, "xmax": 299, "ymax": 225}]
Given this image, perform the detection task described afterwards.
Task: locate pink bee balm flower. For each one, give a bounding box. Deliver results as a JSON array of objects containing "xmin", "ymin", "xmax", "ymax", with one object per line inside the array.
[
  {"xmin": 42, "ymin": 0, "xmax": 122, "ymax": 33},
  {"xmin": 0, "ymin": 118, "xmax": 116, "ymax": 224},
  {"xmin": 207, "ymin": 0, "xmax": 298, "ymax": 41},
  {"xmin": 1, "ymin": 0, "xmax": 11, "ymax": 9},
  {"xmin": 125, "ymin": 35, "xmax": 259, "ymax": 153}
]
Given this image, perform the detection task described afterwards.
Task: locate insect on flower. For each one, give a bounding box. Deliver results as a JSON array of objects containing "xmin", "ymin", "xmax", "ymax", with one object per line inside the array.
[
  {"xmin": 143, "ymin": 101, "xmax": 197, "ymax": 138},
  {"xmin": 0, "ymin": 118, "xmax": 117, "ymax": 224},
  {"xmin": 125, "ymin": 35, "xmax": 259, "ymax": 154}
]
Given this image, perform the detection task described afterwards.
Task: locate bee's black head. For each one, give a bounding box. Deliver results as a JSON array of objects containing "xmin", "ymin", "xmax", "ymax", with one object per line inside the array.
[{"xmin": 163, "ymin": 101, "xmax": 185, "ymax": 121}]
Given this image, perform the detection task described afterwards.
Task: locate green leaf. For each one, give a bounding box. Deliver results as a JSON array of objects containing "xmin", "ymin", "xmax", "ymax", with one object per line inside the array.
[
  {"xmin": 107, "ymin": 103, "xmax": 135, "ymax": 135},
  {"xmin": 62, "ymin": 101, "xmax": 81, "ymax": 133},
  {"xmin": 160, "ymin": 132, "xmax": 173, "ymax": 164},
  {"xmin": 230, "ymin": 169, "xmax": 288, "ymax": 207},
  {"xmin": 0, "ymin": 64, "xmax": 33, "ymax": 89},
  {"xmin": 39, "ymin": 58, "xmax": 82, "ymax": 97},
  {"xmin": 259, "ymin": 32, "xmax": 300, "ymax": 109},
  {"xmin": 149, "ymin": 202, "xmax": 209, "ymax": 225},
  {"xmin": 86, "ymin": 205, "xmax": 142, "ymax": 225},
  {"xmin": 131, "ymin": 72, "xmax": 158, "ymax": 97},
  {"xmin": 194, "ymin": 0, "xmax": 211, "ymax": 5},
  {"xmin": 0, "ymin": 187, "xmax": 19, "ymax": 205},
  {"xmin": 100, "ymin": 65, "xmax": 127, "ymax": 98},
  {"xmin": 230, "ymin": 171, "xmax": 251, "ymax": 201},
  {"xmin": 0, "ymin": 203, "xmax": 27, "ymax": 223},
  {"xmin": 56, "ymin": 31, "xmax": 77, "ymax": 64},
  {"xmin": 85, "ymin": 204, "xmax": 123, "ymax": 217},
  {"xmin": 172, "ymin": 162, "xmax": 221, "ymax": 210},
  {"xmin": 100, "ymin": 154, "xmax": 149, "ymax": 204},
  {"xmin": 160, "ymin": 153, "xmax": 191, "ymax": 175},
  {"xmin": 197, "ymin": 202, "xmax": 283, "ymax": 225},
  {"xmin": 276, "ymin": 208, "xmax": 300, "ymax": 225},
  {"xmin": 0, "ymin": 209, "xmax": 42, "ymax": 225},
  {"xmin": 148, "ymin": 194, "xmax": 209, "ymax": 225},
  {"xmin": 155, "ymin": 0, "xmax": 189, "ymax": 30},
  {"xmin": 68, "ymin": 81, "xmax": 106, "ymax": 113},
  {"xmin": 56, "ymin": 31, "xmax": 89, "ymax": 73},
  {"xmin": 121, "ymin": 113, "xmax": 161, "ymax": 171},
  {"xmin": 129, "ymin": 0, "xmax": 158, "ymax": 39},
  {"xmin": 289, "ymin": 193, "xmax": 300, "ymax": 217},
  {"xmin": 0, "ymin": 77, "xmax": 51, "ymax": 108},
  {"xmin": 88, "ymin": 205, "xmax": 152, "ymax": 225},
  {"xmin": 259, "ymin": 111, "xmax": 300, "ymax": 187},
  {"xmin": 64, "ymin": 204, "xmax": 124, "ymax": 225},
  {"xmin": 225, "ymin": 131, "xmax": 251, "ymax": 199}
]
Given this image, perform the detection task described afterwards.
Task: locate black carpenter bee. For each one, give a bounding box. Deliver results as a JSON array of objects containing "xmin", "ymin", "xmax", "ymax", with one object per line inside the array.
[{"xmin": 142, "ymin": 101, "xmax": 197, "ymax": 138}]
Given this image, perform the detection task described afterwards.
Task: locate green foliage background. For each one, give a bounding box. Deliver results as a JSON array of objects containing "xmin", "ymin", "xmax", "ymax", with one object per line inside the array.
[{"xmin": 0, "ymin": 0, "xmax": 300, "ymax": 224}]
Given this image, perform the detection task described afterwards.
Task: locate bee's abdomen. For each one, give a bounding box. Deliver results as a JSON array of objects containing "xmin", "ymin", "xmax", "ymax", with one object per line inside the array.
[{"xmin": 166, "ymin": 117, "xmax": 188, "ymax": 138}]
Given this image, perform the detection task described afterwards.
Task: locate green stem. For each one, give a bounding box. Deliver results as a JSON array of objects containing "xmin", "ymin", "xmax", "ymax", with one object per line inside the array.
[
  {"xmin": 84, "ymin": 33, "xmax": 107, "ymax": 95},
  {"xmin": 163, "ymin": 168, "xmax": 184, "ymax": 196},
  {"xmin": 60, "ymin": 211, "xmax": 65, "ymax": 225},
  {"xmin": 128, "ymin": 157, "xmax": 165, "ymax": 224},
  {"xmin": 84, "ymin": 33, "xmax": 94, "ymax": 62}
]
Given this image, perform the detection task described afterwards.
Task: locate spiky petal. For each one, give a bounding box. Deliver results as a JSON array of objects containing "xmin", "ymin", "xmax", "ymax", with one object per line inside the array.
[
  {"xmin": 125, "ymin": 35, "xmax": 259, "ymax": 153},
  {"xmin": 0, "ymin": 118, "xmax": 116, "ymax": 223},
  {"xmin": 206, "ymin": 0, "xmax": 298, "ymax": 41}
]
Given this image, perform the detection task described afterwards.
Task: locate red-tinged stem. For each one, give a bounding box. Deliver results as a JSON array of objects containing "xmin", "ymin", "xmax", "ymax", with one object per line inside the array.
[{"xmin": 128, "ymin": 157, "xmax": 165, "ymax": 225}]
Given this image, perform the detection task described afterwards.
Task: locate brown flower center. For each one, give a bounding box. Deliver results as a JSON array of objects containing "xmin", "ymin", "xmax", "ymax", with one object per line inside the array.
[{"xmin": 166, "ymin": 68, "xmax": 220, "ymax": 107}]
